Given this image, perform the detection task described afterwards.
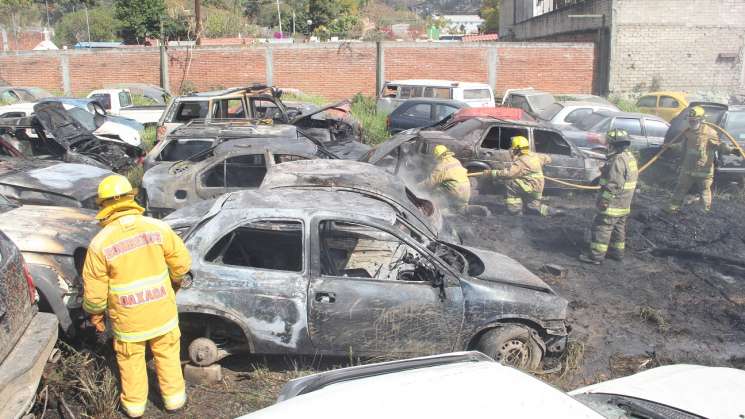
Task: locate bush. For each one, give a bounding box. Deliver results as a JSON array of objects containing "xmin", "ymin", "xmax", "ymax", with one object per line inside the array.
[
  {"xmin": 351, "ymin": 93, "xmax": 389, "ymax": 146},
  {"xmin": 204, "ymin": 7, "xmax": 260, "ymax": 38},
  {"xmin": 609, "ymin": 95, "xmax": 641, "ymax": 113},
  {"xmin": 53, "ymin": 7, "xmax": 120, "ymax": 47}
]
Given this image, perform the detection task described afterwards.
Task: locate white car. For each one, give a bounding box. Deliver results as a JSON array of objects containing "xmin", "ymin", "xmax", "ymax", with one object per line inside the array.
[
  {"xmin": 377, "ymin": 79, "xmax": 495, "ymax": 115},
  {"xmin": 0, "ymin": 101, "xmax": 142, "ymax": 147},
  {"xmin": 538, "ymin": 100, "xmax": 621, "ymax": 127},
  {"xmin": 240, "ymin": 352, "xmax": 745, "ymax": 419}
]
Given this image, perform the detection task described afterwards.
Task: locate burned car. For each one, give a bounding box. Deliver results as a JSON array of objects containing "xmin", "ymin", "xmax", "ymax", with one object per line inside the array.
[
  {"xmin": 0, "ymin": 101, "xmax": 144, "ymax": 172},
  {"xmin": 362, "ymin": 118, "xmax": 603, "ymax": 194},
  {"xmin": 142, "ymin": 137, "xmax": 331, "ymax": 218},
  {"xmin": 260, "ymin": 159, "xmax": 460, "ymax": 243},
  {"xmin": 0, "ymin": 193, "xmax": 99, "ymax": 336},
  {"xmin": 0, "ymin": 157, "xmax": 113, "ymax": 209},
  {"xmin": 166, "ymin": 189, "xmax": 569, "ymax": 370},
  {"xmin": 290, "ymin": 101, "xmax": 369, "ymax": 160}
]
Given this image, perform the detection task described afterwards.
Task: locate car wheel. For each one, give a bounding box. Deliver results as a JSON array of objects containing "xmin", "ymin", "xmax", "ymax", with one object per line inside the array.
[{"xmin": 475, "ymin": 324, "xmax": 543, "ymax": 371}]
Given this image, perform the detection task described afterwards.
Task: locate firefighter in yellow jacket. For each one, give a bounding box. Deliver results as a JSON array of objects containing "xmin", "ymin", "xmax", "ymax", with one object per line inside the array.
[
  {"xmin": 420, "ymin": 144, "xmax": 471, "ymax": 211},
  {"xmin": 579, "ymin": 129, "xmax": 638, "ymax": 264},
  {"xmin": 82, "ymin": 175, "xmax": 191, "ymax": 418},
  {"xmin": 667, "ymin": 106, "xmax": 734, "ymax": 213},
  {"xmin": 485, "ymin": 135, "xmax": 557, "ymax": 216}
]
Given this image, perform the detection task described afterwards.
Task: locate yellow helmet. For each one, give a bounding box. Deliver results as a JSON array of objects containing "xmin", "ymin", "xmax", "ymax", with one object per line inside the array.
[
  {"xmin": 433, "ymin": 144, "xmax": 449, "ymax": 158},
  {"xmin": 511, "ymin": 135, "xmax": 530, "ymax": 150},
  {"xmin": 689, "ymin": 106, "xmax": 705, "ymax": 118},
  {"xmin": 97, "ymin": 174, "xmax": 133, "ymax": 203}
]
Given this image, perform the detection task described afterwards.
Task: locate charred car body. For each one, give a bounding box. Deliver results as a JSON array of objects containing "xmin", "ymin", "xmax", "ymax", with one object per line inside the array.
[
  {"xmin": 0, "ymin": 193, "xmax": 99, "ymax": 336},
  {"xmin": 0, "ymin": 101, "xmax": 144, "ymax": 172},
  {"xmin": 0, "ymin": 157, "xmax": 113, "ymax": 209},
  {"xmin": 142, "ymin": 136, "xmax": 332, "ymax": 218},
  {"xmin": 165, "ymin": 189, "xmax": 568, "ymax": 370},
  {"xmin": 362, "ymin": 118, "xmax": 603, "ymax": 194}
]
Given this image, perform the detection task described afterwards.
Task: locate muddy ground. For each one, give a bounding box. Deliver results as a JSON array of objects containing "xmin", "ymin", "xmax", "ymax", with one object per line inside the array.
[{"xmin": 32, "ymin": 183, "xmax": 745, "ymax": 419}]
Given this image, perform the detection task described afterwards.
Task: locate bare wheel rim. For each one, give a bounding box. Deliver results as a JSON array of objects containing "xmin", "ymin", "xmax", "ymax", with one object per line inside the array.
[{"xmin": 496, "ymin": 338, "xmax": 531, "ymax": 368}]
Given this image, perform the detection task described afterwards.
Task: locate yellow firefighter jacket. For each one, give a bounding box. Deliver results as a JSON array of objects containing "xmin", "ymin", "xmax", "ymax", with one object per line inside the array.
[
  {"xmin": 422, "ymin": 153, "xmax": 471, "ymax": 203},
  {"xmin": 82, "ymin": 200, "xmax": 191, "ymax": 342},
  {"xmin": 597, "ymin": 149, "xmax": 638, "ymax": 217},
  {"xmin": 675, "ymin": 125, "xmax": 730, "ymax": 178},
  {"xmin": 493, "ymin": 152, "xmax": 551, "ymax": 194}
]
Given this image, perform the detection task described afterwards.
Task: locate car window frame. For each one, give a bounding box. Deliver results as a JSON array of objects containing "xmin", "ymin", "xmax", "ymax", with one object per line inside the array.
[
  {"xmin": 202, "ymin": 217, "xmax": 307, "ymax": 274},
  {"xmin": 636, "ymin": 95, "xmax": 658, "ymax": 108},
  {"xmin": 659, "ymin": 95, "xmax": 680, "ymax": 109},
  {"xmin": 198, "ymin": 153, "xmax": 269, "ymax": 190},
  {"xmin": 642, "ymin": 118, "xmax": 669, "ymax": 138}
]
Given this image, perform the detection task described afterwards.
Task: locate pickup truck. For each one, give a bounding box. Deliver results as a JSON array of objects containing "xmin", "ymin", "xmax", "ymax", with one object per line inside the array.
[{"xmin": 88, "ymin": 88, "xmax": 165, "ymax": 126}]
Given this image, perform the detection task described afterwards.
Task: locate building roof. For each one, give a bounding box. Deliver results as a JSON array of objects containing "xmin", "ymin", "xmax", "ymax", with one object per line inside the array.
[{"xmin": 462, "ymin": 34, "xmax": 500, "ymax": 42}]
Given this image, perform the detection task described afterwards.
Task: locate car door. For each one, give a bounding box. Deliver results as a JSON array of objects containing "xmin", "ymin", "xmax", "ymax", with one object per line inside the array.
[
  {"xmin": 610, "ymin": 117, "xmax": 646, "ymax": 150},
  {"xmin": 642, "ymin": 118, "xmax": 670, "ymax": 148},
  {"xmin": 195, "ymin": 153, "xmax": 269, "ymax": 199},
  {"xmin": 307, "ymin": 218, "xmax": 464, "ymax": 356},
  {"xmin": 392, "ymin": 103, "xmax": 433, "ymax": 132},
  {"xmin": 434, "ymin": 104, "xmax": 460, "ymax": 123},
  {"xmin": 532, "ymin": 128, "xmax": 587, "ymax": 182},
  {"xmin": 658, "ymin": 95, "xmax": 683, "ymax": 122}
]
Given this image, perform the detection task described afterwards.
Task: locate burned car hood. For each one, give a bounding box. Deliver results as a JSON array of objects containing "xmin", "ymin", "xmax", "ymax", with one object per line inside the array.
[
  {"xmin": 362, "ymin": 133, "xmax": 418, "ymax": 164},
  {"xmin": 0, "ymin": 205, "xmax": 98, "ymax": 255},
  {"xmin": 455, "ymin": 244, "xmax": 553, "ymax": 292},
  {"xmin": 33, "ymin": 101, "xmax": 94, "ymax": 148},
  {"xmin": 290, "ymin": 100, "xmax": 351, "ymax": 125},
  {"xmin": 0, "ymin": 158, "xmax": 111, "ymax": 202}
]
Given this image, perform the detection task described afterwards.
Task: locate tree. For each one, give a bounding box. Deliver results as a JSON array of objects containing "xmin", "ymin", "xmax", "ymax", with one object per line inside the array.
[
  {"xmin": 480, "ymin": 0, "xmax": 499, "ymax": 34},
  {"xmin": 53, "ymin": 6, "xmax": 120, "ymax": 46},
  {"xmin": 0, "ymin": 0, "xmax": 33, "ymax": 48},
  {"xmin": 114, "ymin": 0, "xmax": 166, "ymax": 44},
  {"xmin": 308, "ymin": 0, "xmax": 343, "ymax": 31}
]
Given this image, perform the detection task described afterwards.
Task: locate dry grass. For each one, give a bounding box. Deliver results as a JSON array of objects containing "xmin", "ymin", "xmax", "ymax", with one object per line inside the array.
[{"xmin": 639, "ymin": 306, "xmax": 671, "ymax": 333}]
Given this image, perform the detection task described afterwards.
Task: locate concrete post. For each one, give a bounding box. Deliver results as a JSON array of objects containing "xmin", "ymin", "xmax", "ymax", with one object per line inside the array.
[
  {"xmin": 265, "ymin": 46, "xmax": 273, "ymax": 86},
  {"xmin": 60, "ymin": 54, "xmax": 71, "ymax": 95},
  {"xmin": 375, "ymin": 41, "xmax": 384, "ymax": 98},
  {"xmin": 487, "ymin": 46, "xmax": 499, "ymax": 95},
  {"xmin": 1, "ymin": 29, "xmax": 7, "ymax": 52},
  {"xmin": 160, "ymin": 45, "xmax": 170, "ymax": 93}
]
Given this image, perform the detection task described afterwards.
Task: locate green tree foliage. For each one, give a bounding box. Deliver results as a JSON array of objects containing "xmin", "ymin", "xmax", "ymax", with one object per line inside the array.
[
  {"xmin": 204, "ymin": 7, "xmax": 260, "ymax": 37},
  {"xmin": 480, "ymin": 0, "xmax": 499, "ymax": 34},
  {"xmin": 53, "ymin": 6, "xmax": 119, "ymax": 46},
  {"xmin": 0, "ymin": 0, "xmax": 34, "ymax": 38},
  {"xmin": 114, "ymin": 0, "xmax": 165, "ymax": 44}
]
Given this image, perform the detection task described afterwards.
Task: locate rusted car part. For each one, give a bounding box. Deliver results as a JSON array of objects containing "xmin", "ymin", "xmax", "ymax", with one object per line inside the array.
[
  {"xmin": 361, "ymin": 118, "xmax": 603, "ymax": 195},
  {"xmin": 0, "ymin": 230, "xmax": 59, "ymax": 419},
  {"xmin": 142, "ymin": 137, "xmax": 330, "ymax": 218},
  {"xmin": 260, "ymin": 159, "xmax": 460, "ymax": 243},
  {"xmin": 144, "ymin": 122, "xmax": 331, "ymax": 171},
  {"xmin": 0, "ymin": 157, "xmax": 112, "ymax": 209},
  {"xmin": 0, "ymin": 101, "xmax": 144, "ymax": 172},
  {"xmin": 290, "ymin": 100, "xmax": 369, "ymax": 159},
  {"xmin": 0, "ymin": 194, "xmax": 99, "ymax": 336},
  {"xmin": 165, "ymin": 189, "xmax": 568, "ymax": 370}
]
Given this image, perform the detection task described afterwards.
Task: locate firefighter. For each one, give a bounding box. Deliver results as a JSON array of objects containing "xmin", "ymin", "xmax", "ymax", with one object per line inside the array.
[
  {"xmin": 420, "ymin": 144, "xmax": 471, "ymax": 212},
  {"xmin": 485, "ymin": 135, "xmax": 556, "ymax": 216},
  {"xmin": 579, "ymin": 129, "xmax": 638, "ymax": 264},
  {"xmin": 667, "ymin": 106, "xmax": 734, "ymax": 213},
  {"xmin": 82, "ymin": 175, "xmax": 191, "ymax": 418}
]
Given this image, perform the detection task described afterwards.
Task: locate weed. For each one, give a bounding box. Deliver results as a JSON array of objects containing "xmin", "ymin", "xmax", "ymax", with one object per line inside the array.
[
  {"xmin": 609, "ymin": 95, "xmax": 641, "ymax": 113},
  {"xmin": 351, "ymin": 93, "xmax": 389, "ymax": 145},
  {"xmin": 282, "ymin": 92, "xmax": 328, "ymax": 106},
  {"xmin": 141, "ymin": 125, "xmax": 157, "ymax": 152},
  {"xmin": 131, "ymin": 94, "xmax": 157, "ymax": 106},
  {"xmin": 125, "ymin": 165, "xmax": 144, "ymax": 190},
  {"xmin": 639, "ymin": 306, "xmax": 671, "ymax": 333}
]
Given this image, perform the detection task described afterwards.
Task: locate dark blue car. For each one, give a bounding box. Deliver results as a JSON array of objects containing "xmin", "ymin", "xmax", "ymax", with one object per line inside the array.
[{"xmin": 387, "ymin": 98, "xmax": 468, "ymax": 134}]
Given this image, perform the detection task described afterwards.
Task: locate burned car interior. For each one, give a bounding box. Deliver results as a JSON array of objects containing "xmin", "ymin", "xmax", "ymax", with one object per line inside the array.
[
  {"xmin": 205, "ymin": 220, "xmax": 303, "ymax": 272},
  {"xmin": 201, "ymin": 154, "xmax": 269, "ymax": 189}
]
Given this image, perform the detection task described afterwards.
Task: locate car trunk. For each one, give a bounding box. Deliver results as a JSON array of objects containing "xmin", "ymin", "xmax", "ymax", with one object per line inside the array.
[{"xmin": 0, "ymin": 231, "xmax": 35, "ymax": 363}]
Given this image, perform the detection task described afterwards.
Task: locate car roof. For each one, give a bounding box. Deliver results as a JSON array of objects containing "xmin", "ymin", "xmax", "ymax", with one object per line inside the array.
[
  {"xmin": 398, "ymin": 98, "xmax": 467, "ymax": 106},
  {"xmin": 241, "ymin": 355, "xmax": 599, "ymax": 418},
  {"xmin": 212, "ymin": 137, "xmax": 318, "ymax": 156},
  {"xmin": 728, "ymin": 105, "xmax": 745, "ymax": 112},
  {"xmin": 642, "ymin": 91, "xmax": 688, "ymax": 97},
  {"xmin": 386, "ymin": 79, "xmax": 490, "ymax": 88},
  {"xmin": 593, "ymin": 110, "xmax": 665, "ymax": 120},
  {"xmin": 221, "ymin": 189, "xmax": 397, "ymax": 224},
  {"xmin": 558, "ymin": 101, "xmax": 616, "ymax": 108},
  {"xmin": 510, "ymin": 89, "xmax": 551, "ymax": 97}
]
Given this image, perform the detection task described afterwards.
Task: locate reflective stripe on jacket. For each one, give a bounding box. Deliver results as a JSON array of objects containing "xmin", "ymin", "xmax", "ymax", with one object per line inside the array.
[
  {"xmin": 494, "ymin": 152, "xmax": 551, "ymax": 194},
  {"xmin": 83, "ymin": 201, "xmax": 191, "ymax": 342},
  {"xmin": 597, "ymin": 150, "xmax": 638, "ymax": 217},
  {"xmin": 678, "ymin": 125, "xmax": 730, "ymax": 178}
]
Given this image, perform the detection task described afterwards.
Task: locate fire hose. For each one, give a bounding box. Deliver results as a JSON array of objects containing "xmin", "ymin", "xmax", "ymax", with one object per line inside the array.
[{"xmin": 467, "ymin": 122, "xmax": 742, "ymax": 191}]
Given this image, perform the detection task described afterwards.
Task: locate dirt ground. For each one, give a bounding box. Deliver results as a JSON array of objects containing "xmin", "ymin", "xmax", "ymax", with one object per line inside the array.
[{"xmin": 31, "ymin": 182, "xmax": 745, "ymax": 419}]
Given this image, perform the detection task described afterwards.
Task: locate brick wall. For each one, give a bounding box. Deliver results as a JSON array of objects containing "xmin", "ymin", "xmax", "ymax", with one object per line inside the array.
[
  {"xmin": 0, "ymin": 42, "xmax": 596, "ymax": 100},
  {"xmin": 610, "ymin": 0, "xmax": 745, "ymax": 95}
]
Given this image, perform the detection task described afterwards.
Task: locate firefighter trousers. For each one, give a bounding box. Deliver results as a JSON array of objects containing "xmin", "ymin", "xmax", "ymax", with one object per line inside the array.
[
  {"xmin": 669, "ymin": 173, "xmax": 713, "ymax": 212},
  {"xmin": 113, "ymin": 327, "xmax": 186, "ymax": 417},
  {"xmin": 589, "ymin": 214, "xmax": 628, "ymax": 260},
  {"xmin": 505, "ymin": 180, "xmax": 549, "ymax": 216}
]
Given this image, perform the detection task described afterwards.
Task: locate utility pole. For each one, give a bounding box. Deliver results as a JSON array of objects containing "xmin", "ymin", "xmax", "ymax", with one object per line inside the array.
[
  {"xmin": 195, "ymin": 0, "xmax": 202, "ymax": 45},
  {"xmin": 85, "ymin": 4, "xmax": 91, "ymax": 43},
  {"xmin": 44, "ymin": 0, "xmax": 50, "ymax": 28},
  {"xmin": 292, "ymin": 11, "xmax": 295, "ymax": 36},
  {"xmin": 276, "ymin": 0, "xmax": 282, "ymax": 35}
]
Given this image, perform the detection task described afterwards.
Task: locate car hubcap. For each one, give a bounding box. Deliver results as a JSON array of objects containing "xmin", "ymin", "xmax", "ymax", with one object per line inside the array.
[{"xmin": 497, "ymin": 339, "xmax": 530, "ymax": 368}]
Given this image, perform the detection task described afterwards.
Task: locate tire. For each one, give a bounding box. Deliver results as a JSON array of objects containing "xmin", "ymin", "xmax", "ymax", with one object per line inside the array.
[{"xmin": 475, "ymin": 324, "xmax": 543, "ymax": 371}]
